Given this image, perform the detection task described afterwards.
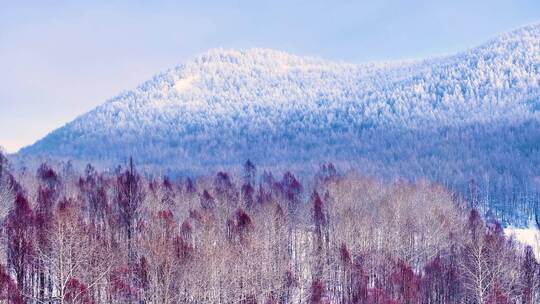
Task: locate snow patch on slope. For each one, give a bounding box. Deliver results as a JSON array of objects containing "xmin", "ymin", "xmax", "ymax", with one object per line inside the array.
[
  {"xmin": 173, "ymin": 75, "xmax": 198, "ymax": 93},
  {"xmin": 505, "ymin": 224, "xmax": 540, "ymax": 259}
]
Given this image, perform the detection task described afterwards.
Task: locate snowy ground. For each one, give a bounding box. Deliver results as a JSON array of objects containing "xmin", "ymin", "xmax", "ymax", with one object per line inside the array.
[{"xmin": 505, "ymin": 224, "xmax": 540, "ymax": 259}]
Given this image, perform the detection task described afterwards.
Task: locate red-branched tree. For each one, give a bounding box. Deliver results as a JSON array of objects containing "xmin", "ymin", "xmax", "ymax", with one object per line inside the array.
[
  {"xmin": 214, "ymin": 172, "xmax": 238, "ymax": 204},
  {"xmin": 311, "ymin": 190, "xmax": 328, "ymax": 279},
  {"xmin": 390, "ymin": 262, "xmax": 421, "ymax": 304},
  {"xmin": 310, "ymin": 280, "xmax": 329, "ymax": 304},
  {"xmin": 241, "ymin": 182, "xmax": 255, "ymax": 209},
  {"xmin": 486, "ymin": 282, "xmax": 509, "ymax": 304},
  {"xmin": 227, "ymin": 208, "xmax": 253, "ymax": 245},
  {"xmin": 520, "ymin": 246, "xmax": 539, "ymax": 304},
  {"xmin": 5, "ymin": 193, "xmax": 34, "ymax": 295},
  {"xmin": 281, "ymin": 172, "xmax": 303, "ymax": 207},
  {"xmin": 64, "ymin": 278, "xmax": 93, "ymax": 304},
  {"xmin": 37, "ymin": 163, "xmax": 60, "ymax": 190},
  {"xmin": 0, "ymin": 263, "xmax": 23, "ymax": 304},
  {"xmin": 35, "ymin": 185, "xmax": 56, "ymax": 304},
  {"xmin": 200, "ymin": 189, "xmax": 215, "ymax": 210},
  {"xmin": 115, "ymin": 157, "xmax": 146, "ymax": 259},
  {"xmin": 79, "ymin": 164, "xmax": 109, "ymax": 228},
  {"xmin": 422, "ymin": 250, "xmax": 461, "ymax": 304},
  {"xmin": 350, "ymin": 256, "xmax": 369, "ymax": 304}
]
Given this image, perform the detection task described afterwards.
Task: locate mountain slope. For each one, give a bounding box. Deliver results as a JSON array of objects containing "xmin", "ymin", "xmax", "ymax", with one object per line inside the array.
[{"xmin": 18, "ymin": 24, "xmax": 540, "ymax": 220}]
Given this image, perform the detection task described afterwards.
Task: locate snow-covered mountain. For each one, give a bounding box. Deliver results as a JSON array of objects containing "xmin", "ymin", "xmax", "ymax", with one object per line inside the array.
[{"xmin": 18, "ymin": 24, "xmax": 540, "ymax": 218}]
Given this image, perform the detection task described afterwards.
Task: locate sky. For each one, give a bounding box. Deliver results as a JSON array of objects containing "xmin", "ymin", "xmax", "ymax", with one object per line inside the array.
[{"xmin": 1, "ymin": 0, "xmax": 540, "ymax": 153}]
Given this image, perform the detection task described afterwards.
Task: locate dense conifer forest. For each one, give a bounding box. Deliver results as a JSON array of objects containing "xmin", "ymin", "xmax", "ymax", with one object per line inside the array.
[{"xmin": 18, "ymin": 25, "xmax": 540, "ymax": 225}]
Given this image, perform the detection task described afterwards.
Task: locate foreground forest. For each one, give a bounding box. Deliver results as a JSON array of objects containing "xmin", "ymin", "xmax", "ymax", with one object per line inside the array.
[{"xmin": 0, "ymin": 153, "xmax": 538, "ymax": 304}]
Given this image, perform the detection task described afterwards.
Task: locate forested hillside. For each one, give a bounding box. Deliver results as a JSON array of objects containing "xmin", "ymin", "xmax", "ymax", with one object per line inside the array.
[
  {"xmin": 0, "ymin": 156, "xmax": 539, "ymax": 303},
  {"xmin": 16, "ymin": 24, "xmax": 540, "ymax": 222}
]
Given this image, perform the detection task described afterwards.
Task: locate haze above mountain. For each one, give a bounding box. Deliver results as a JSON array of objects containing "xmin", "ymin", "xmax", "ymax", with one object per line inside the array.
[{"xmin": 17, "ymin": 24, "xmax": 540, "ymax": 220}]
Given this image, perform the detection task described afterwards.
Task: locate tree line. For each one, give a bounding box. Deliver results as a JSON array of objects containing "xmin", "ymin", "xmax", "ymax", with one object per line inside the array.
[{"xmin": 0, "ymin": 155, "xmax": 538, "ymax": 303}]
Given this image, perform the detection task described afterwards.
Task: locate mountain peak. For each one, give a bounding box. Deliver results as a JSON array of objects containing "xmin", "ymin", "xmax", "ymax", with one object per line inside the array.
[
  {"xmin": 473, "ymin": 22, "xmax": 540, "ymax": 55},
  {"xmin": 194, "ymin": 48, "xmax": 304, "ymax": 62},
  {"xmin": 500, "ymin": 22, "xmax": 540, "ymax": 40}
]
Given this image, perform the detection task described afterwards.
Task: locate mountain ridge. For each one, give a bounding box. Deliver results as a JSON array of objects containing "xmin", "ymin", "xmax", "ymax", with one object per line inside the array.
[
  {"xmin": 20, "ymin": 22, "xmax": 540, "ymax": 143},
  {"xmin": 16, "ymin": 25, "xmax": 540, "ymax": 220}
]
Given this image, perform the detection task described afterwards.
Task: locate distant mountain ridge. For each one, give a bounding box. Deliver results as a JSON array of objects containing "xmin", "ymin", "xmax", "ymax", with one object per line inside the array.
[{"xmin": 17, "ymin": 24, "xmax": 540, "ymax": 220}]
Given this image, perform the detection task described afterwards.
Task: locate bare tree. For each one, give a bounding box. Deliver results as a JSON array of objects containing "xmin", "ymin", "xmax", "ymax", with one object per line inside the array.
[
  {"xmin": 115, "ymin": 157, "xmax": 146, "ymax": 259},
  {"xmin": 34, "ymin": 198, "xmax": 115, "ymax": 304}
]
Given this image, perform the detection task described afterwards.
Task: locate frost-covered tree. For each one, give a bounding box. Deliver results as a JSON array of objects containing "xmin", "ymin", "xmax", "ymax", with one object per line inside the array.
[{"xmin": 16, "ymin": 25, "xmax": 540, "ymax": 224}]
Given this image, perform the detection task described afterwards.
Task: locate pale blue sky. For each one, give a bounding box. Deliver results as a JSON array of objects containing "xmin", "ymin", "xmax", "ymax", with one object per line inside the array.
[{"xmin": 1, "ymin": 0, "xmax": 540, "ymax": 153}]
